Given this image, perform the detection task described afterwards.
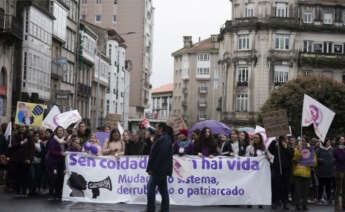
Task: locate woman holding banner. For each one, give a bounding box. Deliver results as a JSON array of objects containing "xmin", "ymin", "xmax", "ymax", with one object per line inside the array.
[
  {"xmin": 292, "ymin": 137, "xmax": 317, "ymax": 211},
  {"xmin": 46, "ymin": 126, "xmax": 67, "ymax": 200},
  {"xmin": 194, "ymin": 127, "xmax": 218, "ymax": 158},
  {"xmin": 102, "ymin": 128, "xmax": 125, "ymax": 157}
]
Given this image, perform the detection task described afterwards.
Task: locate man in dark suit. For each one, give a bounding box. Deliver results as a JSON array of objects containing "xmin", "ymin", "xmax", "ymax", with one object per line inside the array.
[{"xmin": 145, "ymin": 123, "xmax": 173, "ymax": 212}]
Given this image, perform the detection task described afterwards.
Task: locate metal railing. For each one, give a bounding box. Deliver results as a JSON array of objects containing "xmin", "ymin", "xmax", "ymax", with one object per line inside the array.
[{"xmin": 0, "ymin": 14, "xmax": 23, "ymax": 40}]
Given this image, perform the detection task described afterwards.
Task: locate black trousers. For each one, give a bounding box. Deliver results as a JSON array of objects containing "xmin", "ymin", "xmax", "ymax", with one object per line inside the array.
[
  {"xmin": 48, "ymin": 163, "xmax": 64, "ymax": 198},
  {"xmin": 294, "ymin": 176, "xmax": 310, "ymax": 207},
  {"xmin": 318, "ymin": 177, "xmax": 332, "ymax": 201},
  {"xmin": 13, "ymin": 162, "xmax": 30, "ymax": 195},
  {"xmin": 272, "ymin": 171, "xmax": 290, "ymax": 206}
]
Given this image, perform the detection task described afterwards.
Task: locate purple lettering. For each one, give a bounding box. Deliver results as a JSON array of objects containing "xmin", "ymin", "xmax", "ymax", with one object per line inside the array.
[
  {"xmin": 69, "ymin": 153, "xmax": 77, "ymax": 166},
  {"xmin": 100, "ymin": 159, "xmax": 107, "ymax": 168},
  {"xmin": 78, "ymin": 157, "xmax": 86, "ymax": 166}
]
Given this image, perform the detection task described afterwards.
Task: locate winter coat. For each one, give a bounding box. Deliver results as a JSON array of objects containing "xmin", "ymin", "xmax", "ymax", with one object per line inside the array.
[
  {"xmin": 125, "ymin": 140, "xmax": 145, "ymax": 155},
  {"xmin": 293, "ymin": 147, "xmax": 317, "ymax": 178},
  {"xmin": 46, "ymin": 136, "xmax": 66, "ymax": 169},
  {"xmin": 173, "ymin": 140, "xmax": 194, "ymax": 155},
  {"xmin": 147, "ymin": 132, "xmax": 173, "ymax": 177},
  {"xmin": 316, "ymin": 144, "xmax": 335, "ymax": 178},
  {"xmin": 268, "ymin": 140, "xmax": 294, "ymax": 176},
  {"xmin": 11, "ymin": 133, "xmax": 35, "ymax": 163},
  {"xmin": 333, "ymin": 146, "xmax": 345, "ymax": 173},
  {"xmin": 222, "ymin": 140, "xmax": 247, "ymax": 156}
]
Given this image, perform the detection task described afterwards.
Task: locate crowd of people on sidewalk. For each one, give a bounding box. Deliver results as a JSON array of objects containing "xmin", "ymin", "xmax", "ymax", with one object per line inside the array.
[{"xmin": 0, "ymin": 121, "xmax": 344, "ymax": 211}]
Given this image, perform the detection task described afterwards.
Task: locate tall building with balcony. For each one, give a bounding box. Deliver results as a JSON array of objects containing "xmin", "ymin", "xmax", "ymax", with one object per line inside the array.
[
  {"xmin": 0, "ymin": 0, "xmax": 22, "ymax": 122},
  {"xmin": 172, "ymin": 36, "xmax": 224, "ymax": 125},
  {"xmin": 218, "ymin": 0, "xmax": 345, "ymax": 126},
  {"xmin": 80, "ymin": 0, "xmax": 154, "ymax": 122}
]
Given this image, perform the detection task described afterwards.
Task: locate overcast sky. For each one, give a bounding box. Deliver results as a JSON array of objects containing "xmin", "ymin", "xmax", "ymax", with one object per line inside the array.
[{"xmin": 151, "ymin": 0, "xmax": 231, "ymax": 88}]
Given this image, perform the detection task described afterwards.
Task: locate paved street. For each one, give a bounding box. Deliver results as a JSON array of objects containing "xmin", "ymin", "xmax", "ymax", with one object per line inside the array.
[{"xmin": 0, "ymin": 187, "xmax": 335, "ymax": 212}]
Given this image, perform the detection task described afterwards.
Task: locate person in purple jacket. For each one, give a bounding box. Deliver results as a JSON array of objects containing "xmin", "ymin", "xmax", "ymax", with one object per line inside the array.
[
  {"xmin": 334, "ymin": 136, "xmax": 345, "ymax": 211},
  {"xmin": 46, "ymin": 126, "xmax": 67, "ymax": 200},
  {"xmin": 173, "ymin": 129, "xmax": 194, "ymax": 156}
]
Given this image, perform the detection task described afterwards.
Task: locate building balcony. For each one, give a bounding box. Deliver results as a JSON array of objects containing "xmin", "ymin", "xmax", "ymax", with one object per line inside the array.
[
  {"xmin": 299, "ymin": 52, "xmax": 345, "ymax": 69},
  {"xmin": 268, "ymin": 16, "xmax": 298, "ymax": 25},
  {"xmin": 51, "ymin": 62, "xmax": 63, "ymax": 80},
  {"xmin": 199, "ymin": 115, "xmax": 208, "ymax": 121},
  {"xmin": 233, "ymin": 17, "xmax": 258, "ymax": 25},
  {"xmin": 0, "ymin": 14, "xmax": 23, "ymax": 42},
  {"xmin": 199, "ymin": 87, "xmax": 208, "ymax": 94},
  {"xmin": 237, "ymin": 81, "xmax": 248, "ymax": 87},
  {"xmin": 77, "ymin": 83, "xmax": 91, "ymax": 97},
  {"xmin": 199, "ymin": 101, "xmax": 207, "ymax": 108},
  {"xmin": 196, "ymin": 74, "xmax": 210, "ymax": 80}
]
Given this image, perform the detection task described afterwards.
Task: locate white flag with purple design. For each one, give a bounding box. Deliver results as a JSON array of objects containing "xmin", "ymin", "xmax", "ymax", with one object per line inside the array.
[{"xmin": 302, "ymin": 94, "xmax": 335, "ymax": 142}]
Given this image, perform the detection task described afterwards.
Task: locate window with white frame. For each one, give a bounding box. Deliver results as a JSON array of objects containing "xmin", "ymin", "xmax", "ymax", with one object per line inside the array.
[
  {"xmin": 198, "ymin": 54, "xmax": 209, "ymax": 61},
  {"xmin": 236, "ymin": 93, "xmax": 248, "ymax": 112},
  {"xmin": 274, "ymin": 66, "xmax": 289, "ymax": 84},
  {"xmin": 303, "ymin": 12, "xmax": 313, "ymax": 23},
  {"xmin": 237, "ymin": 67, "xmax": 248, "ymax": 83},
  {"xmin": 276, "ymin": 3, "xmax": 288, "ymax": 17},
  {"xmin": 275, "ymin": 34, "xmax": 290, "ymax": 50},
  {"xmin": 324, "ymin": 13, "xmax": 333, "ymax": 24},
  {"xmin": 112, "ymin": 15, "xmax": 117, "ymax": 23},
  {"xmin": 303, "ymin": 40, "xmax": 313, "ymax": 53},
  {"xmin": 197, "ymin": 68, "xmax": 210, "ymax": 76},
  {"xmin": 200, "ymin": 81, "xmax": 207, "ymax": 92},
  {"xmin": 199, "ymin": 95, "xmax": 206, "ymax": 105},
  {"xmin": 199, "ymin": 109, "xmax": 207, "ymax": 119},
  {"xmin": 238, "ymin": 34, "xmax": 249, "ymax": 50},
  {"xmin": 245, "ymin": 4, "xmax": 255, "ymax": 17},
  {"xmin": 324, "ymin": 42, "xmax": 333, "ymax": 54},
  {"xmin": 95, "ymin": 15, "xmax": 101, "ymax": 22}
]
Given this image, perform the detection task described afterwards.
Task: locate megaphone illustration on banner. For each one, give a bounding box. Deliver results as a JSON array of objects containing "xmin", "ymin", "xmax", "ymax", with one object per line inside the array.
[
  {"xmin": 88, "ymin": 176, "xmax": 112, "ymax": 199},
  {"xmin": 67, "ymin": 172, "xmax": 112, "ymax": 199}
]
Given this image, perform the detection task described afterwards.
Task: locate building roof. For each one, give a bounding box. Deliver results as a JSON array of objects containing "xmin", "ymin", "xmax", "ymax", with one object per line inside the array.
[
  {"xmin": 152, "ymin": 83, "xmax": 173, "ymax": 94},
  {"xmin": 172, "ymin": 37, "xmax": 218, "ymax": 56}
]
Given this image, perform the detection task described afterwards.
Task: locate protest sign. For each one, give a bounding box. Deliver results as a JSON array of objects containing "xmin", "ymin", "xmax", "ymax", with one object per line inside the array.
[
  {"xmin": 262, "ymin": 110, "xmax": 289, "ymax": 138},
  {"xmin": 106, "ymin": 114, "xmax": 122, "ymax": 129},
  {"xmin": 15, "ymin": 102, "xmax": 46, "ymax": 127},
  {"xmin": 42, "ymin": 106, "xmax": 61, "ymax": 131},
  {"xmin": 96, "ymin": 132, "xmax": 110, "ymax": 147},
  {"xmin": 167, "ymin": 116, "xmax": 187, "ymax": 135},
  {"xmin": 63, "ymin": 153, "xmax": 271, "ymax": 205},
  {"xmin": 55, "ymin": 110, "xmax": 82, "ymax": 129},
  {"xmin": 297, "ymin": 147, "xmax": 315, "ymax": 167}
]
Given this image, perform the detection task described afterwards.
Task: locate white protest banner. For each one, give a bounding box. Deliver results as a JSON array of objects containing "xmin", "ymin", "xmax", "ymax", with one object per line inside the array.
[
  {"xmin": 42, "ymin": 106, "xmax": 61, "ymax": 131},
  {"xmin": 302, "ymin": 94, "xmax": 335, "ymax": 142},
  {"xmin": 55, "ymin": 110, "xmax": 82, "ymax": 129},
  {"xmin": 62, "ymin": 153, "xmax": 271, "ymax": 205}
]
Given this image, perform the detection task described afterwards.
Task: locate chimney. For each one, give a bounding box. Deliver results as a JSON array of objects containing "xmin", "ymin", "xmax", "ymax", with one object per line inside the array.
[
  {"xmin": 183, "ymin": 36, "xmax": 193, "ymax": 48},
  {"xmin": 211, "ymin": 34, "xmax": 218, "ymax": 43}
]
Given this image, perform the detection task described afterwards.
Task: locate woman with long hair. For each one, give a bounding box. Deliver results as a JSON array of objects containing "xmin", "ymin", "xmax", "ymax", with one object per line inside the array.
[
  {"xmin": 194, "ymin": 127, "xmax": 218, "ymax": 158},
  {"xmin": 46, "ymin": 126, "xmax": 67, "ymax": 200},
  {"xmin": 239, "ymin": 131, "xmax": 250, "ymax": 147},
  {"xmin": 246, "ymin": 133, "xmax": 266, "ymax": 157},
  {"xmin": 102, "ymin": 128, "xmax": 125, "ymax": 157}
]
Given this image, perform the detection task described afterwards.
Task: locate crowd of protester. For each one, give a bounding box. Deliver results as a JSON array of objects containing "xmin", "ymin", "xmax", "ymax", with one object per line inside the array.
[{"xmin": 0, "ymin": 122, "xmax": 344, "ymax": 211}]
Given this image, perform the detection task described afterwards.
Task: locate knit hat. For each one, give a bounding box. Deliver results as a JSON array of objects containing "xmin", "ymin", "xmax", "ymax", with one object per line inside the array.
[{"xmin": 180, "ymin": 128, "xmax": 188, "ymax": 137}]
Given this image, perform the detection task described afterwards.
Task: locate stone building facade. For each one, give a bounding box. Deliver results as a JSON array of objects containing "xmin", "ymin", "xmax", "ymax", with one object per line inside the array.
[{"xmin": 217, "ymin": 0, "xmax": 345, "ymax": 126}]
